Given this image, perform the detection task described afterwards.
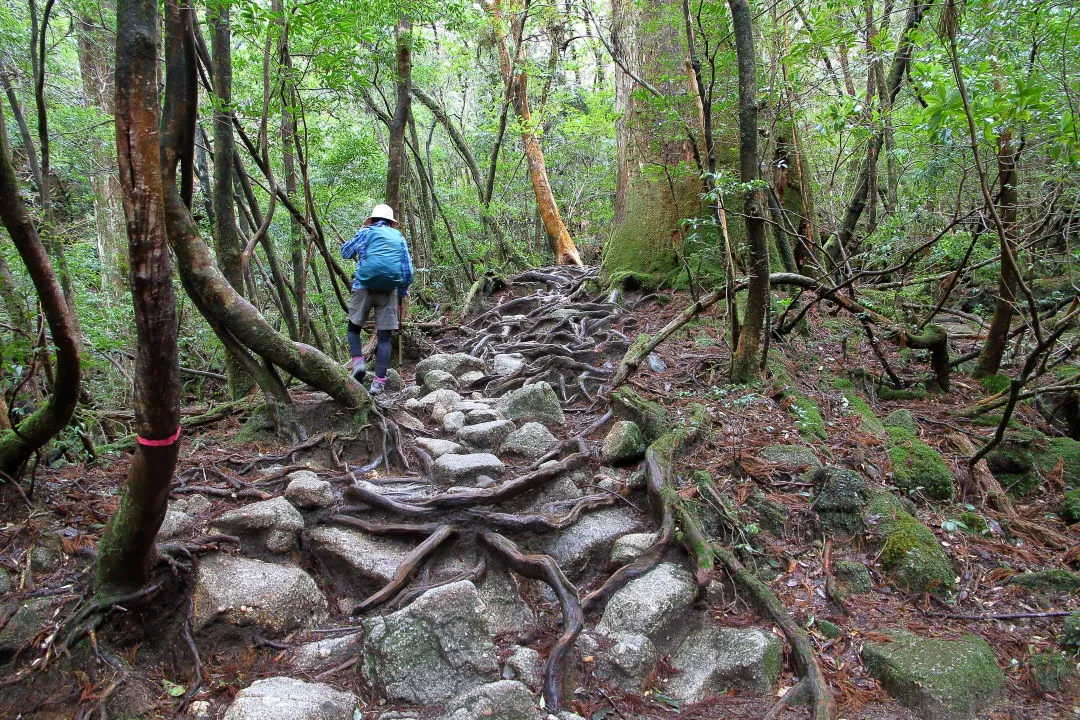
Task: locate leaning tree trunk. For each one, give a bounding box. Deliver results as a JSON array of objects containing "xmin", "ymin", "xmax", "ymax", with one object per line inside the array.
[
  {"xmin": 157, "ymin": 0, "xmax": 368, "ymax": 415},
  {"xmin": 0, "ymin": 101, "xmax": 81, "ymax": 479},
  {"xmin": 486, "ymin": 0, "xmax": 582, "ymax": 266},
  {"xmin": 209, "ymin": 0, "xmax": 255, "ymax": 398},
  {"xmin": 95, "ymin": 0, "xmax": 181, "ymax": 597},
  {"xmin": 386, "ymin": 15, "xmax": 412, "ymax": 222},
  {"xmin": 974, "ymin": 131, "xmax": 1020, "ymax": 378},
  {"xmin": 728, "ymin": 0, "xmax": 769, "ymax": 383}
]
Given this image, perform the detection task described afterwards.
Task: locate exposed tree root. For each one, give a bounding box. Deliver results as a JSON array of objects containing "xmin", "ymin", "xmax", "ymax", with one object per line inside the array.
[
  {"xmin": 352, "ymin": 525, "xmax": 457, "ymax": 614},
  {"xmin": 468, "ymin": 494, "xmax": 616, "ymax": 531},
  {"xmin": 479, "ymin": 532, "xmax": 582, "ymax": 712},
  {"xmin": 388, "ymin": 559, "xmax": 487, "ymax": 611}
]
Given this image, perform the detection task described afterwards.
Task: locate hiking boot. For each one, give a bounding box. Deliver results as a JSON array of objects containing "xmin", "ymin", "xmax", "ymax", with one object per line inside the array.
[
  {"xmin": 351, "ymin": 362, "xmax": 367, "ymax": 384},
  {"xmin": 369, "ymin": 377, "xmax": 387, "ymax": 396}
]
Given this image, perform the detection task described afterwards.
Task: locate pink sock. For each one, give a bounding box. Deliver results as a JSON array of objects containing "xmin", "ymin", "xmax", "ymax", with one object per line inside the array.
[
  {"xmin": 373, "ymin": 376, "xmax": 387, "ymax": 384},
  {"xmin": 351, "ymin": 356, "xmax": 363, "ymax": 367}
]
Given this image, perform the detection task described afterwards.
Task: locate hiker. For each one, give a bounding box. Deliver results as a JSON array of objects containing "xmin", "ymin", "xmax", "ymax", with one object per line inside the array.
[{"xmin": 342, "ymin": 203, "xmax": 413, "ymax": 396}]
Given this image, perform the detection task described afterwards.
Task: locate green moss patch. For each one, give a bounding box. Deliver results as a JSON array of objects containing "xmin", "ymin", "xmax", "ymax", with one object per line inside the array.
[
  {"xmin": 1009, "ymin": 569, "xmax": 1080, "ymax": 593},
  {"xmin": 866, "ymin": 493, "xmax": 955, "ymax": 594},
  {"xmin": 1062, "ymin": 489, "xmax": 1080, "ymax": 525},
  {"xmin": 760, "ymin": 444, "xmax": 819, "ymax": 468},
  {"xmin": 810, "ymin": 467, "xmax": 870, "ymax": 535},
  {"xmin": 1064, "ymin": 612, "xmax": 1080, "ymax": 654},
  {"xmin": 876, "ymin": 385, "xmax": 927, "ymax": 401},
  {"xmin": 612, "ymin": 387, "xmax": 672, "ymax": 442},
  {"xmin": 979, "ymin": 374, "xmax": 1011, "ymax": 395},
  {"xmin": 835, "ymin": 560, "xmax": 873, "ymax": 593},
  {"xmin": 1028, "ymin": 652, "xmax": 1079, "ymax": 693},
  {"xmin": 1035, "ymin": 437, "xmax": 1080, "ymax": 489},
  {"xmin": 789, "ymin": 393, "xmax": 826, "ymax": 440},
  {"xmin": 886, "ymin": 427, "xmax": 955, "ymax": 501},
  {"xmin": 883, "ymin": 408, "xmax": 919, "ymax": 435},
  {"xmin": 833, "ymin": 379, "xmax": 886, "ymax": 436}
]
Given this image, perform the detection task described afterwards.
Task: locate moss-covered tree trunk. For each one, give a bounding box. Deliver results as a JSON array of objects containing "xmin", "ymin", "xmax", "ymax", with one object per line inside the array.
[
  {"xmin": 0, "ymin": 96, "xmax": 81, "ymax": 479},
  {"xmin": 209, "ymin": 0, "xmax": 254, "ymax": 399},
  {"xmin": 607, "ymin": 0, "xmax": 699, "ymax": 281},
  {"xmin": 386, "ymin": 15, "xmax": 412, "ymax": 223},
  {"xmin": 95, "ymin": 0, "xmax": 180, "ymax": 596},
  {"xmin": 728, "ymin": 0, "xmax": 769, "ymax": 383}
]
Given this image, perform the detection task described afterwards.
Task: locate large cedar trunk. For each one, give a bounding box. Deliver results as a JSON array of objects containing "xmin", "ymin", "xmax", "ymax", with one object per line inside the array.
[
  {"xmin": 95, "ymin": 0, "xmax": 181, "ymax": 596},
  {"xmin": 486, "ymin": 0, "xmax": 582, "ymax": 266},
  {"xmin": 0, "ymin": 101, "xmax": 82, "ymax": 478},
  {"xmin": 608, "ymin": 0, "xmax": 698, "ymax": 278},
  {"xmin": 728, "ymin": 0, "xmax": 769, "ymax": 383}
]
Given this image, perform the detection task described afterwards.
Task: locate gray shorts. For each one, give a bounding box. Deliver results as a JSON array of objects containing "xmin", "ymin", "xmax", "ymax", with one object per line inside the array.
[{"xmin": 348, "ymin": 288, "xmax": 399, "ymax": 330}]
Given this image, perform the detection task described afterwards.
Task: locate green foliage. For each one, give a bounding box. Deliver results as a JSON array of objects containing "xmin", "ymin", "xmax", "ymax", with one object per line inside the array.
[
  {"xmin": 1064, "ymin": 613, "xmax": 1080, "ymax": 655},
  {"xmin": 1062, "ymin": 489, "xmax": 1080, "ymax": 525}
]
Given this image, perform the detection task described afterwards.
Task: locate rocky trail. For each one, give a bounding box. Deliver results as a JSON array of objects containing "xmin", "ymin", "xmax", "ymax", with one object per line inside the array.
[{"xmin": 2, "ymin": 266, "xmax": 1078, "ymax": 720}]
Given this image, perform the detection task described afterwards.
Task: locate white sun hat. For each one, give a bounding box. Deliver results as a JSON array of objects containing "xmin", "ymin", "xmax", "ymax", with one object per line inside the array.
[{"xmin": 369, "ymin": 203, "xmax": 396, "ymax": 224}]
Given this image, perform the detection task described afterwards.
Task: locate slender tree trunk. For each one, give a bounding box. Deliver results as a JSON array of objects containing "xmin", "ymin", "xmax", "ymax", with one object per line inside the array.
[
  {"xmin": 486, "ymin": 0, "xmax": 582, "ymax": 266},
  {"xmin": 386, "ymin": 15, "xmax": 413, "ymax": 221},
  {"xmin": 209, "ymin": 1, "xmax": 254, "ymax": 398},
  {"xmin": 729, "ymin": 0, "xmax": 769, "ymax": 383},
  {"xmin": 96, "ymin": 0, "xmax": 181, "ymax": 597},
  {"xmin": 0, "ymin": 101, "xmax": 81, "ymax": 479},
  {"xmin": 975, "ymin": 132, "xmax": 1020, "ymax": 378}
]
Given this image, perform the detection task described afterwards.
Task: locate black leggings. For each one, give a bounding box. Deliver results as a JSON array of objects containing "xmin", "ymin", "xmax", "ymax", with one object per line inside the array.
[{"xmin": 347, "ymin": 322, "xmax": 393, "ymax": 379}]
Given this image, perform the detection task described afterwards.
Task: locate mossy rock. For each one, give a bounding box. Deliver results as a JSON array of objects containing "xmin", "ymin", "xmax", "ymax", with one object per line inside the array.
[
  {"xmin": 886, "ymin": 427, "xmax": 955, "ymax": 501},
  {"xmin": 750, "ymin": 497, "xmax": 788, "ymax": 536},
  {"xmin": 760, "ymin": 444, "xmax": 820, "ymax": 469},
  {"xmin": 861, "ymin": 631, "xmax": 1005, "ymax": 720},
  {"xmin": 866, "ymin": 493, "xmax": 955, "ymax": 594},
  {"xmin": 809, "ymin": 467, "xmax": 870, "ymax": 535},
  {"xmin": 979, "ymin": 374, "xmax": 1011, "ymax": 395},
  {"xmin": 835, "ymin": 560, "xmax": 873, "ymax": 593},
  {"xmin": 789, "ymin": 393, "xmax": 827, "ymax": 440},
  {"xmin": 1028, "ymin": 651, "xmax": 1080, "ymax": 694},
  {"xmin": 611, "ymin": 387, "xmax": 672, "ymax": 442},
  {"xmin": 1009, "ymin": 569, "xmax": 1080, "ymax": 593},
  {"xmin": 985, "ymin": 439, "xmax": 1038, "ymax": 496},
  {"xmin": 1062, "ymin": 489, "xmax": 1080, "ymax": 525},
  {"xmin": 839, "ymin": 387, "xmax": 887, "ymax": 437},
  {"xmin": 883, "ymin": 408, "xmax": 919, "ymax": 435},
  {"xmin": 1034, "ymin": 437, "xmax": 1080, "ymax": 489},
  {"xmin": 1064, "ymin": 612, "xmax": 1080, "ymax": 654},
  {"xmin": 816, "ymin": 619, "xmax": 843, "ymax": 639},
  {"xmin": 876, "ymin": 385, "xmax": 927, "ymax": 401}
]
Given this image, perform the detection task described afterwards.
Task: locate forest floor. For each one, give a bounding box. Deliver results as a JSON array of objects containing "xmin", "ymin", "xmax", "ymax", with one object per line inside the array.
[{"xmin": 0, "ymin": 267, "xmax": 1077, "ymax": 720}]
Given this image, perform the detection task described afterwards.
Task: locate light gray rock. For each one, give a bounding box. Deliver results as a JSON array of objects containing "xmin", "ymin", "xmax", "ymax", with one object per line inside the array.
[
  {"xmin": 173, "ymin": 494, "xmax": 212, "ymax": 515},
  {"xmin": 544, "ymin": 506, "xmax": 640, "ymax": 574},
  {"xmin": 0, "ymin": 568, "xmax": 10, "ymax": 595},
  {"xmin": 596, "ymin": 633, "xmax": 659, "ymax": 691},
  {"xmin": 193, "ymin": 555, "xmax": 327, "ymax": 636},
  {"xmin": 477, "ymin": 566, "xmax": 535, "ymax": 636},
  {"xmin": 496, "ymin": 382, "xmax": 565, "ymax": 427},
  {"xmin": 459, "ymin": 370, "xmax": 486, "ymax": 387},
  {"xmin": 434, "ymin": 453, "xmax": 506, "ymax": 484},
  {"xmin": 223, "ymin": 677, "xmax": 355, "ymax": 720},
  {"xmin": 667, "ymin": 627, "xmax": 782, "ymax": 703},
  {"xmin": 646, "ymin": 353, "xmax": 667, "ymax": 373},
  {"xmin": 454, "ymin": 400, "xmax": 492, "ymax": 413},
  {"xmin": 439, "ymin": 681, "xmax": 541, "ymax": 720},
  {"xmin": 416, "ymin": 353, "xmax": 486, "ymax": 379},
  {"xmin": 285, "ymin": 475, "xmax": 334, "ymax": 510},
  {"xmin": 500, "ymin": 422, "xmax": 558, "ymax": 459},
  {"xmin": 610, "ymin": 532, "xmax": 659, "ymax": 565},
  {"xmin": 424, "ymin": 369, "xmax": 459, "ymax": 392},
  {"xmin": 493, "ymin": 353, "xmax": 526, "ymax": 377},
  {"xmin": 405, "ymin": 385, "xmax": 423, "ymax": 400},
  {"xmin": 416, "ymin": 437, "xmax": 464, "ymax": 458},
  {"xmin": 384, "ymin": 368, "xmax": 405, "ymax": 393},
  {"xmin": 158, "ymin": 509, "xmax": 200, "ymax": 540},
  {"xmin": 502, "ymin": 646, "xmax": 543, "ymax": 691},
  {"xmin": 418, "ymin": 388, "xmax": 465, "ymax": 411},
  {"xmin": 600, "ymin": 421, "xmax": 646, "ymax": 466},
  {"xmin": 306, "ymin": 526, "xmax": 413, "ymax": 597},
  {"xmin": 761, "ymin": 445, "xmax": 820, "ymax": 468},
  {"xmin": 363, "ymin": 581, "xmax": 498, "ymax": 704},
  {"xmin": 596, "ymin": 563, "xmax": 696, "ymax": 645},
  {"xmin": 290, "ymin": 632, "xmax": 362, "ymax": 672},
  {"xmin": 209, "ymin": 497, "xmax": 304, "ymax": 553},
  {"xmin": 456, "ymin": 420, "xmax": 516, "ymax": 451},
  {"xmin": 465, "ymin": 407, "xmax": 501, "ymax": 425},
  {"xmin": 443, "ymin": 411, "xmax": 467, "ymax": 433}
]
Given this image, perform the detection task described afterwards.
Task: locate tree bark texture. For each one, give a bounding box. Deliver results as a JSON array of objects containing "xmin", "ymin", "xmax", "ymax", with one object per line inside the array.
[
  {"xmin": 974, "ymin": 132, "xmax": 1020, "ymax": 378},
  {"xmin": 487, "ymin": 0, "xmax": 582, "ymax": 266},
  {"xmin": 0, "ymin": 102, "xmax": 81, "ymax": 478},
  {"xmin": 386, "ymin": 16, "xmax": 413, "ymax": 223},
  {"xmin": 210, "ymin": 2, "xmax": 255, "ymax": 398},
  {"xmin": 609, "ymin": 0, "xmax": 699, "ymax": 277},
  {"xmin": 728, "ymin": 0, "xmax": 769, "ymax": 383},
  {"xmin": 96, "ymin": 0, "xmax": 181, "ymax": 596}
]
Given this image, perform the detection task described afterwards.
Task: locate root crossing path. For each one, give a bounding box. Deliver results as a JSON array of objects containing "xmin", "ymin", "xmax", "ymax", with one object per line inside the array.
[{"xmin": 162, "ymin": 266, "xmax": 821, "ymax": 720}]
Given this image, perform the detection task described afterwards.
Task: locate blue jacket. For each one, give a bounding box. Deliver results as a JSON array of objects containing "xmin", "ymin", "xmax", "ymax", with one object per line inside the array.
[{"xmin": 341, "ymin": 220, "xmax": 414, "ymax": 296}]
